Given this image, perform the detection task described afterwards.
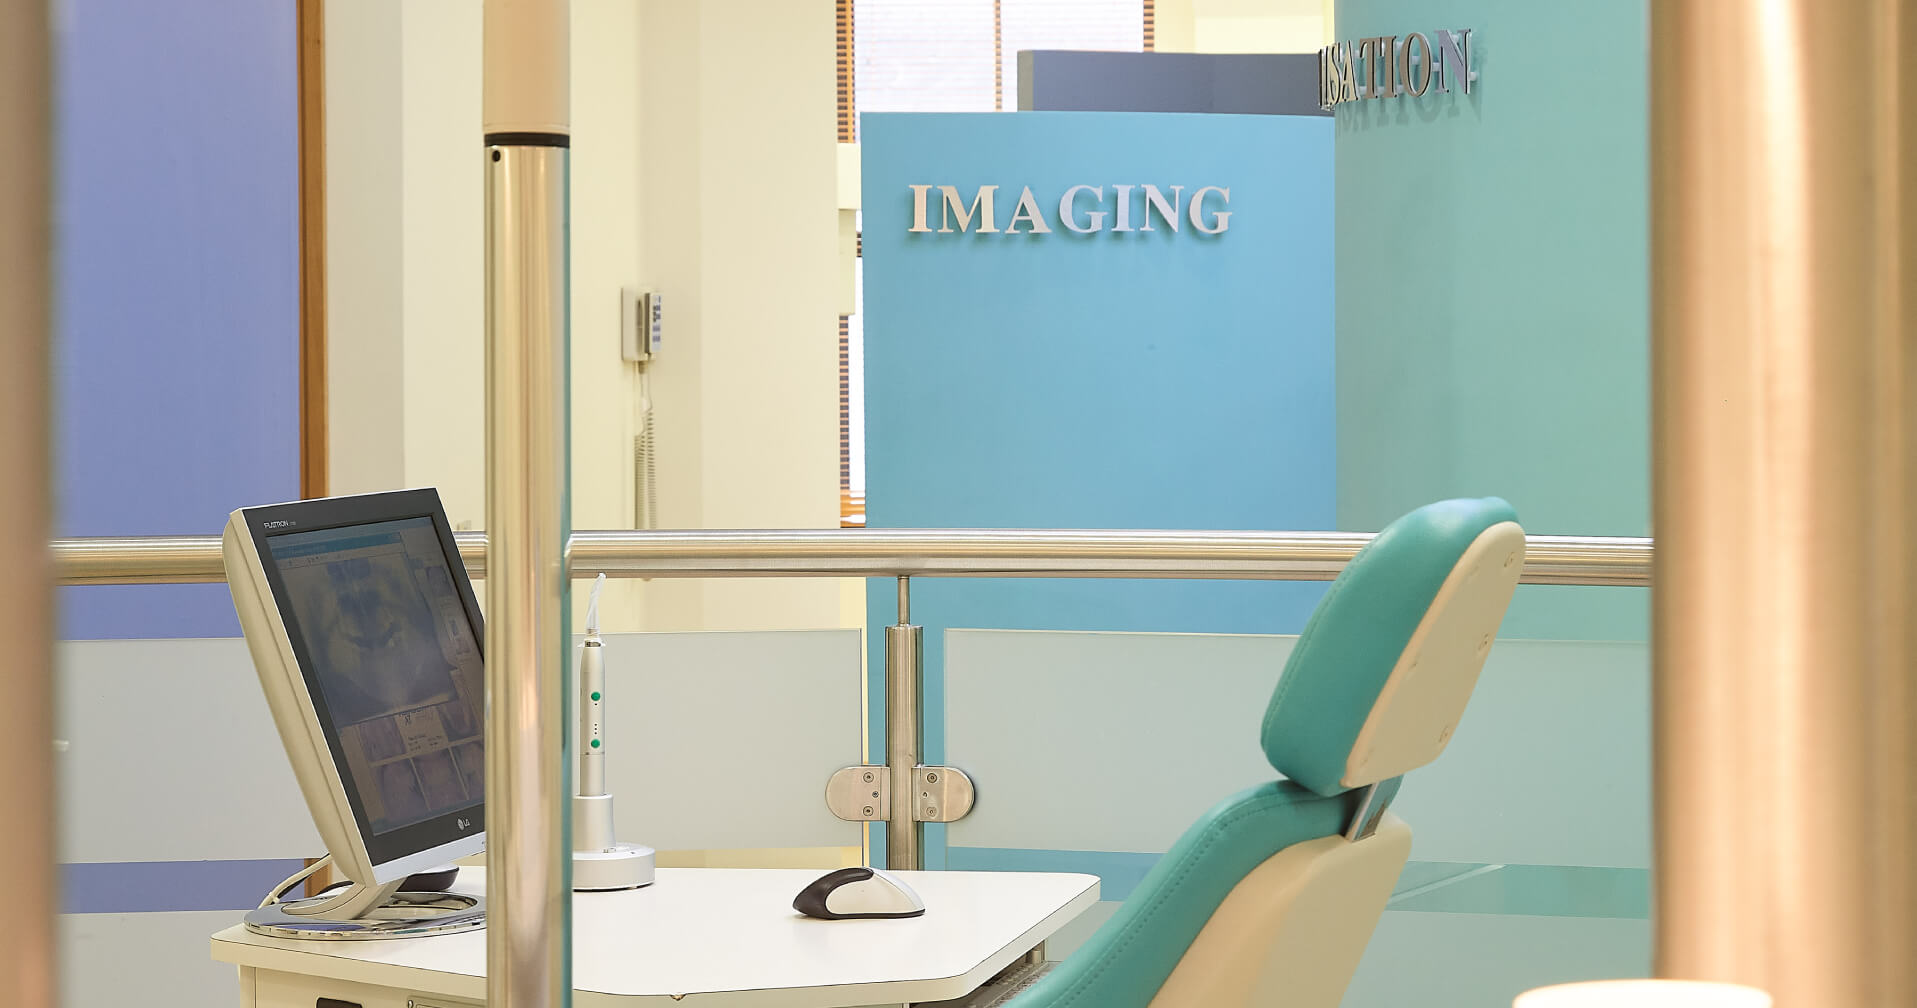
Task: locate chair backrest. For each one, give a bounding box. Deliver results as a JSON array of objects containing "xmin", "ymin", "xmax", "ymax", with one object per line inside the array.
[{"xmin": 1008, "ymin": 498, "xmax": 1525, "ymax": 1008}]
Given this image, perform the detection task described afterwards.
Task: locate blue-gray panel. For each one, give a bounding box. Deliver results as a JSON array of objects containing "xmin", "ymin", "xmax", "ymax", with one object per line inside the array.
[
  {"xmin": 55, "ymin": 0, "xmax": 300, "ymax": 640},
  {"xmin": 1017, "ymin": 51, "xmax": 1328, "ymax": 117},
  {"xmin": 62, "ymin": 859, "xmax": 304, "ymax": 914}
]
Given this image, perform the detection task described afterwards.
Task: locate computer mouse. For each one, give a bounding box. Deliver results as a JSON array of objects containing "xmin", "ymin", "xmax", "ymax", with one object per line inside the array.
[{"xmin": 792, "ymin": 866, "xmax": 926, "ymax": 920}]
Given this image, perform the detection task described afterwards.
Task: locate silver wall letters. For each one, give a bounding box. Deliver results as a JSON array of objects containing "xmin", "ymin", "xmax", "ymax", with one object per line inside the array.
[
  {"xmin": 907, "ymin": 183, "xmax": 1232, "ymax": 236},
  {"xmin": 938, "ymin": 184, "xmax": 997, "ymax": 233},
  {"xmin": 1319, "ymin": 28, "xmax": 1476, "ymax": 110},
  {"xmin": 1058, "ymin": 185, "xmax": 1106, "ymax": 233}
]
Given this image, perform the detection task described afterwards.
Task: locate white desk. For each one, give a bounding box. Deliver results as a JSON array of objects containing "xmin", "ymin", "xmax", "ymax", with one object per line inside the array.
[{"xmin": 211, "ymin": 867, "xmax": 1099, "ymax": 1008}]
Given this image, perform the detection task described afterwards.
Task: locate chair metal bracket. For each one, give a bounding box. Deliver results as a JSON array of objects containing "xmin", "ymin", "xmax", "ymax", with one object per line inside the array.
[
  {"xmin": 1343, "ymin": 782, "xmax": 1389, "ymax": 842},
  {"xmin": 826, "ymin": 764, "xmax": 975, "ymax": 824}
]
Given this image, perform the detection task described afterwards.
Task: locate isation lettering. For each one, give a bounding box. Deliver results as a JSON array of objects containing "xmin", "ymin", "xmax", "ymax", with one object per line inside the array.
[
  {"xmin": 1318, "ymin": 29, "xmax": 1477, "ymax": 110},
  {"xmin": 907, "ymin": 184, "xmax": 1232, "ymax": 236}
]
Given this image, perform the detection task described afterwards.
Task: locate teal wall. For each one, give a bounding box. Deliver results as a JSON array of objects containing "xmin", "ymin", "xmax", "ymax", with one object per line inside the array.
[
  {"xmin": 1330, "ymin": 3, "xmax": 1653, "ymax": 1003},
  {"xmin": 1333, "ymin": 0, "xmax": 1649, "ymax": 641},
  {"xmin": 860, "ymin": 111, "xmax": 1338, "ymax": 865}
]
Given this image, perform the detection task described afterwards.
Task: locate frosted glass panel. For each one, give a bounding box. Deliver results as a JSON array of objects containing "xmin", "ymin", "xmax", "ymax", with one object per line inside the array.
[
  {"xmin": 940, "ymin": 627, "xmax": 1652, "ymax": 990},
  {"xmin": 62, "ymin": 912, "xmax": 247, "ymax": 1008},
  {"xmin": 58, "ymin": 631, "xmax": 865, "ymax": 864},
  {"xmin": 1346, "ymin": 912, "xmax": 1651, "ymax": 1008},
  {"xmin": 1390, "ymin": 639, "xmax": 1650, "ymax": 869},
  {"xmin": 598, "ymin": 629, "xmax": 863, "ymax": 851},
  {"xmin": 56, "ymin": 630, "xmax": 863, "ymax": 1008},
  {"xmin": 58, "ymin": 638, "xmax": 319, "ymax": 863},
  {"xmin": 946, "ymin": 629, "xmax": 1293, "ymax": 854},
  {"xmin": 945, "ymin": 630, "xmax": 1648, "ymax": 870}
]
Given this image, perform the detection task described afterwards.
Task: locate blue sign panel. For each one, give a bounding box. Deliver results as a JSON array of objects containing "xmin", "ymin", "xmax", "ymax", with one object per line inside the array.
[{"xmin": 860, "ymin": 111, "xmax": 1335, "ymax": 862}]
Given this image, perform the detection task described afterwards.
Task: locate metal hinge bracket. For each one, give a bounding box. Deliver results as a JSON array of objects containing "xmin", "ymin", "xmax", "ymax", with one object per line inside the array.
[
  {"xmin": 911, "ymin": 765, "xmax": 974, "ymax": 823},
  {"xmin": 827, "ymin": 764, "xmax": 975, "ymax": 824},
  {"xmin": 825, "ymin": 765, "xmax": 890, "ymax": 822}
]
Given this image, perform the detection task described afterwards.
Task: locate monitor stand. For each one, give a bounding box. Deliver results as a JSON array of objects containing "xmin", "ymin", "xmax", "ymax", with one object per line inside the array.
[{"xmin": 242, "ymin": 878, "xmax": 486, "ymax": 940}]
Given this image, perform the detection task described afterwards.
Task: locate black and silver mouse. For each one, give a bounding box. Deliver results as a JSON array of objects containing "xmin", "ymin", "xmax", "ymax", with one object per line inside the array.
[{"xmin": 792, "ymin": 866, "xmax": 926, "ymax": 920}]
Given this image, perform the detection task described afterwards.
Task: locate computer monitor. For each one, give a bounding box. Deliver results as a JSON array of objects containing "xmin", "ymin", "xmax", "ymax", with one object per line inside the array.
[{"xmin": 224, "ymin": 489, "xmax": 486, "ymax": 916}]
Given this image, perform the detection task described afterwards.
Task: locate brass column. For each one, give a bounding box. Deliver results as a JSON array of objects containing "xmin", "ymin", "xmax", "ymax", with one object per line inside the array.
[
  {"xmin": 0, "ymin": 0, "xmax": 53, "ymax": 1004},
  {"xmin": 1651, "ymin": 2, "xmax": 1915, "ymax": 1005}
]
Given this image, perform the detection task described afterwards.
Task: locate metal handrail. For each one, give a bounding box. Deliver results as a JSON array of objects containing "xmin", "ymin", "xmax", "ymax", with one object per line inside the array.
[{"xmin": 50, "ymin": 529, "xmax": 1653, "ymax": 587}]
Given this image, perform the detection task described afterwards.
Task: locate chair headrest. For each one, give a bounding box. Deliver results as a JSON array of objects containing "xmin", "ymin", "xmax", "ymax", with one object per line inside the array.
[{"xmin": 1261, "ymin": 498, "xmax": 1524, "ymax": 797}]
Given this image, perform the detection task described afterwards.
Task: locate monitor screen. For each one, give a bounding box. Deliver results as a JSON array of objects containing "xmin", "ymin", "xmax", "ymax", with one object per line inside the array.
[{"xmin": 262, "ymin": 514, "xmax": 485, "ymax": 855}]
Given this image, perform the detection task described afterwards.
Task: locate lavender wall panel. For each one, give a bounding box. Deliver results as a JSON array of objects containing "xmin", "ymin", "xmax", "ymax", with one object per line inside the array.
[{"xmin": 54, "ymin": 0, "xmax": 300, "ymax": 639}]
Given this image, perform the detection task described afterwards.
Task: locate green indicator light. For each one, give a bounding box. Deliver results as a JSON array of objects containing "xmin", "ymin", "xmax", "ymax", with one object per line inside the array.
[
  {"xmin": 591, "ymin": 691, "xmax": 601, "ymax": 701},
  {"xmin": 591, "ymin": 739, "xmax": 601, "ymax": 748}
]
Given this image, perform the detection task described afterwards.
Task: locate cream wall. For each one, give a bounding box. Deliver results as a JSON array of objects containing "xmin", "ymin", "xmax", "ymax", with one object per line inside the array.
[
  {"xmin": 569, "ymin": 0, "xmax": 648, "ymax": 629},
  {"xmin": 1154, "ymin": 0, "xmax": 1327, "ymax": 53},
  {"xmin": 400, "ymin": 0, "xmax": 486, "ymax": 534},
  {"xmin": 324, "ymin": 0, "xmax": 406, "ymax": 501},
  {"xmin": 634, "ymin": 0, "xmax": 843, "ymax": 632},
  {"xmin": 325, "ymin": 0, "xmax": 845, "ymax": 633},
  {"xmin": 324, "ymin": 0, "xmax": 484, "ymax": 529}
]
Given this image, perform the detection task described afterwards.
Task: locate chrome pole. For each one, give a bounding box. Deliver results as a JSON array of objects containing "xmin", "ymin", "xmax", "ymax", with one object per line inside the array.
[
  {"xmin": 1652, "ymin": 1, "xmax": 1915, "ymax": 1003},
  {"xmin": 0, "ymin": 0, "xmax": 53, "ymax": 1002},
  {"xmin": 885, "ymin": 577, "xmax": 923, "ymax": 870},
  {"xmin": 483, "ymin": 1, "xmax": 571, "ymax": 1006}
]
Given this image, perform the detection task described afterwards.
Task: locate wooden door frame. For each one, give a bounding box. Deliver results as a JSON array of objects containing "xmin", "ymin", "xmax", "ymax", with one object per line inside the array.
[
  {"xmin": 296, "ymin": 0, "xmax": 334, "ymax": 896},
  {"xmin": 298, "ymin": 0, "xmax": 327, "ymax": 500}
]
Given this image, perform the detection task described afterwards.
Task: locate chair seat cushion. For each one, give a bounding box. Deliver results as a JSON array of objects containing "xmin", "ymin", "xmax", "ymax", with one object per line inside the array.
[{"xmin": 1007, "ymin": 777, "xmax": 1400, "ymax": 1008}]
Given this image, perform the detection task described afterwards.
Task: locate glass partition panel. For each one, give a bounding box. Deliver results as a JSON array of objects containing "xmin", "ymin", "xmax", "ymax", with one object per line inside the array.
[
  {"xmin": 57, "ymin": 639, "xmax": 317, "ymax": 1008},
  {"xmin": 942, "ymin": 598, "xmax": 1650, "ymax": 1007},
  {"xmin": 596, "ymin": 630, "xmax": 865, "ymax": 858},
  {"xmin": 53, "ymin": 0, "xmax": 305, "ymax": 1001},
  {"xmin": 54, "ymin": 629, "xmax": 863, "ymax": 1008}
]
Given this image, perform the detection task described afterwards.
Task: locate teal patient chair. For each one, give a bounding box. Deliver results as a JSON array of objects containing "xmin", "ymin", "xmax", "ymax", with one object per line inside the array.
[{"xmin": 1004, "ymin": 497, "xmax": 1526, "ymax": 1008}]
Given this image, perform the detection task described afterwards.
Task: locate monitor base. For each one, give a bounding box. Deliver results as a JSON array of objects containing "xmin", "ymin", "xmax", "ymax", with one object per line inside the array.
[{"xmin": 242, "ymin": 890, "xmax": 486, "ymax": 941}]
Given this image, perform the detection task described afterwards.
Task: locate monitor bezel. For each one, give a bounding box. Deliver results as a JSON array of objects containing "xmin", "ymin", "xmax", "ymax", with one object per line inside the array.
[{"xmin": 236, "ymin": 489, "xmax": 487, "ymax": 873}]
